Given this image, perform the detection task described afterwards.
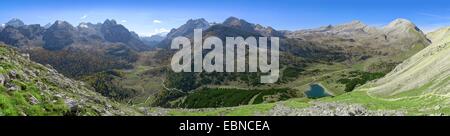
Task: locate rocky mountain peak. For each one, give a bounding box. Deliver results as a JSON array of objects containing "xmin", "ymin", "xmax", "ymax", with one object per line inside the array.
[
  {"xmin": 77, "ymin": 22, "xmax": 99, "ymax": 30},
  {"xmin": 332, "ymin": 20, "xmax": 368, "ymax": 32},
  {"xmin": 383, "ymin": 18, "xmax": 426, "ymax": 38},
  {"xmin": 103, "ymin": 19, "xmax": 118, "ymax": 26},
  {"xmin": 383, "ymin": 18, "xmax": 423, "ymax": 34},
  {"xmin": 50, "ymin": 20, "xmax": 74, "ymax": 29},
  {"xmin": 221, "ymin": 16, "xmax": 263, "ymax": 35},
  {"xmin": 5, "ymin": 18, "xmax": 25, "ymax": 27},
  {"xmin": 223, "ymin": 16, "xmax": 253, "ymax": 28},
  {"xmin": 166, "ymin": 18, "xmax": 210, "ymax": 38},
  {"xmin": 100, "ymin": 19, "xmax": 132, "ymax": 43},
  {"xmin": 385, "ymin": 18, "xmax": 416, "ymax": 29},
  {"xmin": 78, "ymin": 22, "xmax": 90, "ymax": 28},
  {"xmin": 43, "ymin": 21, "xmax": 76, "ymax": 50},
  {"xmin": 186, "ymin": 18, "xmax": 209, "ymax": 27},
  {"xmin": 223, "ymin": 16, "xmax": 241, "ymax": 25}
]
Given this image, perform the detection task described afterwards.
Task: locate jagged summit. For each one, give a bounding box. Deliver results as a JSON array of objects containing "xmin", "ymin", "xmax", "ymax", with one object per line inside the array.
[
  {"xmin": 103, "ymin": 19, "xmax": 118, "ymax": 25},
  {"xmin": 220, "ymin": 16, "xmax": 282, "ymax": 37},
  {"xmin": 223, "ymin": 16, "xmax": 247, "ymax": 26},
  {"xmin": 186, "ymin": 18, "xmax": 209, "ymax": 25},
  {"xmin": 5, "ymin": 18, "xmax": 25, "ymax": 27},
  {"xmin": 51, "ymin": 20, "xmax": 74, "ymax": 28},
  {"xmin": 43, "ymin": 23, "xmax": 52, "ymax": 29},
  {"xmin": 222, "ymin": 16, "xmax": 255, "ymax": 29},
  {"xmin": 78, "ymin": 22, "xmax": 90, "ymax": 28},
  {"xmin": 331, "ymin": 20, "xmax": 369, "ymax": 32},
  {"xmin": 43, "ymin": 20, "xmax": 76, "ymax": 50},
  {"xmin": 165, "ymin": 18, "xmax": 210, "ymax": 38}
]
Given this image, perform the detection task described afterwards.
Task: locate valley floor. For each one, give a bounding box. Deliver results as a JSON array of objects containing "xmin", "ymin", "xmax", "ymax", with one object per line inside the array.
[{"xmin": 141, "ymin": 89, "xmax": 450, "ymax": 116}]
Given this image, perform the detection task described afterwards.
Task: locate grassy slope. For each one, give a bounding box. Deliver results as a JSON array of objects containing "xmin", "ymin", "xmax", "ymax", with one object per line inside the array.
[
  {"xmin": 0, "ymin": 45, "xmax": 141, "ymax": 116},
  {"xmin": 166, "ymin": 88, "xmax": 449, "ymax": 116}
]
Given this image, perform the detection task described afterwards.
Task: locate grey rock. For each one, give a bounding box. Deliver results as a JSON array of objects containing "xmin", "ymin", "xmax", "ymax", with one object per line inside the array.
[
  {"xmin": 29, "ymin": 95, "xmax": 39, "ymax": 105},
  {"xmin": 65, "ymin": 98, "xmax": 79, "ymax": 111},
  {"xmin": 267, "ymin": 102, "xmax": 404, "ymax": 116},
  {"xmin": 0, "ymin": 74, "xmax": 6, "ymax": 85},
  {"xmin": 8, "ymin": 70, "xmax": 17, "ymax": 78}
]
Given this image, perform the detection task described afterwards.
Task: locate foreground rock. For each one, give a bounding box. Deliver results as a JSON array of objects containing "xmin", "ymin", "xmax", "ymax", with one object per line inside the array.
[{"xmin": 268, "ymin": 102, "xmax": 404, "ymax": 116}]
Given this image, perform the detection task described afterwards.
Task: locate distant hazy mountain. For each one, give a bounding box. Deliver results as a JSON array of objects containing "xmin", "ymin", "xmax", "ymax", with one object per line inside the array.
[
  {"xmin": 140, "ymin": 34, "xmax": 165, "ymax": 47},
  {"xmin": 222, "ymin": 16, "xmax": 284, "ymax": 37},
  {"xmin": 0, "ymin": 18, "xmax": 149, "ymax": 51},
  {"xmin": 0, "ymin": 23, "xmax": 45, "ymax": 48},
  {"xmin": 156, "ymin": 17, "xmax": 285, "ymax": 49},
  {"xmin": 0, "ymin": 18, "xmax": 150, "ymax": 77},
  {"xmin": 5, "ymin": 18, "xmax": 25, "ymax": 27},
  {"xmin": 43, "ymin": 23, "xmax": 52, "ymax": 29}
]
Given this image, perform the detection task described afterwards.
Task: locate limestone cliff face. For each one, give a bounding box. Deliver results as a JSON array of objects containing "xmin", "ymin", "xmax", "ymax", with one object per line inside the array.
[{"xmin": 0, "ymin": 44, "xmax": 140, "ymax": 116}]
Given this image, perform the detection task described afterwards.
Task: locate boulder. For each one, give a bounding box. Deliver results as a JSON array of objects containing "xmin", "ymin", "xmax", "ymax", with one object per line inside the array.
[{"xmin": 0, "ymin": 74, "xmax": 6, "ymax": 86}]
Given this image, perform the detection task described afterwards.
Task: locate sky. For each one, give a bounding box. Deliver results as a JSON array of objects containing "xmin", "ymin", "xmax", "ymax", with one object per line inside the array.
[{"xmin": 1, "ymin": 0, "xmax": 450, "ymax": 36}]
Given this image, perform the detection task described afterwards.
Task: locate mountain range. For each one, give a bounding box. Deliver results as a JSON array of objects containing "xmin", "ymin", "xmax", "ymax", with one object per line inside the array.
[
  {"xmin": 0, "ymin": 17, "xmax": 448, "ymax": 115},
  {"xmin": 0, "ymin": 19, "xmax": 151, "ymax": 78},
  {"xmin": 121, "ymin": 17, "xmax": 433, "ymax": 108}
]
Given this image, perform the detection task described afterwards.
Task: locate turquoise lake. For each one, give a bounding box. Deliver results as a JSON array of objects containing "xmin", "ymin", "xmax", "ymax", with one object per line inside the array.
[{"xmin": 305, "ymin": 84, "xmax": 330, "ymax": 99}]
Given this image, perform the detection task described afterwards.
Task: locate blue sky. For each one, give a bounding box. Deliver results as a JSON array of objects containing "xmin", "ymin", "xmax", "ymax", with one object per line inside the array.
[{"xmin": 1, "ymin": 0, "xmax": 450, "ymax": 36}]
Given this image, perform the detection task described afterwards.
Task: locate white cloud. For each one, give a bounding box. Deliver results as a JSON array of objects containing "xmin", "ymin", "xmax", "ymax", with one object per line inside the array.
[
  {"xmin": 80, "ymin": 15, "xmax": 88, "ymax": 20},
  {"xmin": 141, "ymin": 28, "xmax": 170, "ymax": 36},
  {"xmin": 121, "ymin": 20, "xmax": 127, "ymax": 23},
  {"xmin": 1, "ymin": 24, "xmax": 5, "ymax": 27},
  {"xmin": 153, "ymin": 20, "xmax": 162, "ymax": 24}
]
